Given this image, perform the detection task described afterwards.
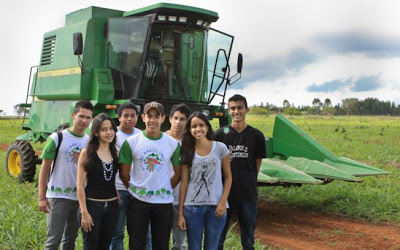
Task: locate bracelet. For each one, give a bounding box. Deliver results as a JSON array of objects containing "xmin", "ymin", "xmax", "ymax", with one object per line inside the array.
[{"xmin": 39, "ymin": 197, "xmax": 47, "ymax": 201}]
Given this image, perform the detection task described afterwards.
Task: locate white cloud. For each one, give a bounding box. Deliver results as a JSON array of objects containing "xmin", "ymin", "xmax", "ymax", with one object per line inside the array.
[{"xmin": 228, "ymin": 53, "xmax": 400, "ymax": 107}]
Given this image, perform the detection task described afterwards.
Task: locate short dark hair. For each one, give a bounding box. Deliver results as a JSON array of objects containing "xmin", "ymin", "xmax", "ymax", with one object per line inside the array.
[
  {"xmin": 170, "ymin": 103, "xmax": 191, "ymax": 119},
  {"xmin": 73, "ymin": 100, "xmax": 94, "ymax": 114},
  {"xmin": 228, "ymin": 94, "xmax": 248, "ymax": 109},
  {"xmin": 118, "ymin": 102, "xmax": 139, "ymax": 116}
]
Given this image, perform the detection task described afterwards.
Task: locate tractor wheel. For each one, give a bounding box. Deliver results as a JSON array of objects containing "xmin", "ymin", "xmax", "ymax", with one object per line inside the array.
[{"xmin": 6, "ymin": 140, "xmax": 36, "ymax": 182}]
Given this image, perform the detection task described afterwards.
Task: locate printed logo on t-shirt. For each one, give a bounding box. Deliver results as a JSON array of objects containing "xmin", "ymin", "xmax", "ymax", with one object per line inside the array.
[
  {"xmin": 140, "ymin": 148, "xmax": 164, "ymax": 173},
  {"xmin": 47, "ymin": 186, "xmax": 76, "ymax": 195},
  {"xmin": 188, "ymin": 157, "xmax": 217, "ymax": 203},
  {"xmin": 64, "ymin": 143, "xmax": 83, "ymax": 165},
  {"xmin": 130, "ymin": 186, "xmax": 172, "ymax": 198},
  {"xmin": 228, "ymin": 145, "xmax": 249, "ymax": 159}
]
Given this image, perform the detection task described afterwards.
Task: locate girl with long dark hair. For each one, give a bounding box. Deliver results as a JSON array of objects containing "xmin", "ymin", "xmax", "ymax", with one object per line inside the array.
[
  {"xmin": 178, "ymin": 112, "xmax": 232, "ymax": 250},
  {"xmin": 77, "ymin": 113, "xmax": 120, "ymax": 249}
]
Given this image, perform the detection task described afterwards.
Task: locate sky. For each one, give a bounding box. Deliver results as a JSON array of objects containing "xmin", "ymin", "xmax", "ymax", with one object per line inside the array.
[{"xmin": 1, "ymin": 0, "xmax": 400, "ymax": 114}]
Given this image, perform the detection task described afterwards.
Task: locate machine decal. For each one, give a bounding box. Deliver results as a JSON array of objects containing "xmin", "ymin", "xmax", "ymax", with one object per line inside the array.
[{"xmin": 37, "ymin": 67, "xmax": 82, "ymax": 78}]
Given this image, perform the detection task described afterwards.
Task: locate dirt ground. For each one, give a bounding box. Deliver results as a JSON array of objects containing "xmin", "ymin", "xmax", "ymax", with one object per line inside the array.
[
  {"xmin": 2, "ymin": 142, "xmax": 400, "ymax": 249},
  {"xmin": 1, "ymin": 143, "xmax": 41, "ymax": 156},
  {"xmin": 0, "ymin": 143, "xmax": 9, "ymax": 151},
  {"xmin": 254, "ymin": 199, "xmax": 400, "ymax": 249}
]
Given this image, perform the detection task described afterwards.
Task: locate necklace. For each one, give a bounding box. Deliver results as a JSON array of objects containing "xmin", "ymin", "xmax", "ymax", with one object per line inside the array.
[{"xmin": 101, "ymin": 158, "xmax": 113, "ymax": 182}]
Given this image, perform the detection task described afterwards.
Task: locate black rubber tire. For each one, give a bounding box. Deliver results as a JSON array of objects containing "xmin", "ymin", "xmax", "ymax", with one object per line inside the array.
[{"xmin": 6, "ymin": 140, "xmax": 36, "ymax": 182}]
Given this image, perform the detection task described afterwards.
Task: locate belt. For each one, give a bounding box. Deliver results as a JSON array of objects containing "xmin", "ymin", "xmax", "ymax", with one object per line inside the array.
[{"xmin": 86, "ymin": 199, "xmax": 118, "ymax": 209}]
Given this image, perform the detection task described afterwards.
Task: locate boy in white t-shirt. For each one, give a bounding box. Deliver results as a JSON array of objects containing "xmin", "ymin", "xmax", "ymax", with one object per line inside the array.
[
  {"xmin": 38, "ymin": 100, "xmax": 93, "ymax": 250},
  {"xmin": 119, "ymin": 101, "xmax": 181, "ymax": 250},
  {"xmin": 110, "ymin": 101, "xmax": 142, "ymax": 250},
  {"xmin": 165, "ymin": 103, "xmax": 191, "ymax": 250}
]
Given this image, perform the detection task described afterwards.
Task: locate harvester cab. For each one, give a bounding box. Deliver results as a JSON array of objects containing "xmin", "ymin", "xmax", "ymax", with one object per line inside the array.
[
  {"xmin": 29, "ymin": 3, "xmax": 239, "ymax": 134},
  {"xmin": 6, "ymin": 3, "xmax": 390, "ymax": 185}
]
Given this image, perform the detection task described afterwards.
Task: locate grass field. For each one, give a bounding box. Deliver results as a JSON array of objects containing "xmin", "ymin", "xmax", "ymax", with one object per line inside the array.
[{"xmin": 0, "ymin": 119, "xmax": 266, "ymax": 249}]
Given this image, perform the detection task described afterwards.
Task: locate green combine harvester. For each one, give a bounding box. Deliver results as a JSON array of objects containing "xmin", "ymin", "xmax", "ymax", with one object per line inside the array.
[{"xmin": 5, "ymin": 3, "xmax": 390, "ymax": 184}]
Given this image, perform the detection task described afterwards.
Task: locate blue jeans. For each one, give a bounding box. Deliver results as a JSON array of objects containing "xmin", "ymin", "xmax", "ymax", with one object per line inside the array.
[
  {"xmin": 184, "ymin": 205, "xmax": 227, "ymax": 250},
  {"xmin": 218, "ymin": 198, "xmax": 258, "ymax": 250},
  {"xmin": 78, "ymin": 199, "xmax": 119, "ymax": 250},
  {"xmin": 44, "ymin": 198, "xmax": 79, "ymax": 250}
]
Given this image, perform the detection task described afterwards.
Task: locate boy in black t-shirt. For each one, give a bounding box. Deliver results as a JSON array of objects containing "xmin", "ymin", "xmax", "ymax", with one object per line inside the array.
[{"xmin": 215, "ymin": 94, "xmax": 267, "ymax": 250}]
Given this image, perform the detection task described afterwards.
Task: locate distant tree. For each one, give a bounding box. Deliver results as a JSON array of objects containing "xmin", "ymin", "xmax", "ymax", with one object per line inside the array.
[
  {"xmin": 312, "ymin": 98, "xmax": 323, "ymax": 114},
  {"xmin": 249, "ymin": 106, "xmax": 269, "ymax": 116},
  {"xmin": 322, "ymin": 106, "xmax": 335, "ymax": 115},
  {"xmin": 283, "ymin": 99, "xmax": 290, "ymax": 108},
  {"xmin": 312, "ymin": 98, "xmax": 321, "ymax": 107},
  {"xmin": 324, "ymin": 98, "xmax": 332, "ymax": 107},
  {"xmin": 342, "ymin": 98, "xmax": 359, "ymax": 115},
  {"xmin": 16, "ymin": 107, "xmax": 29, "ymax": 118},
  {"xmin": 306, "ymin": 106, "xmax": 319, "ymax": 115},
  {"xmin": 264, "ymin": 102, "xmax": 279, "ymax": 112},
  {"xmin": 284, "ymin": 107, "xmax": 301, "ymax": 116},
  {"xmin": 334, "ymin": 104, "xmax": 346, "ymax": 115},
  {"xmin": 298, "ymin": 105, "xmax": 311, "ymax": 111},
  {"xmin": 392, "ymin": 101, "xmax": 397, "ymax": 115}
]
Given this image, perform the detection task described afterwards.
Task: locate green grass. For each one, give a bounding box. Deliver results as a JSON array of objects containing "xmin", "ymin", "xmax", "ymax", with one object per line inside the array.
[
  {"xmin": 0, "ymin": 119, "xmax": 267, "ymax": 249},
  {"xmin": 0, "ymin": 151, "xmax": 83, "ymax": 249},
  {"xmin": 0, "ymin": 119, "xmax": 28, "ymax": 144},
  {"xmin": 0, "ymin": 118, "xmax": 45, "ymax": 151}
]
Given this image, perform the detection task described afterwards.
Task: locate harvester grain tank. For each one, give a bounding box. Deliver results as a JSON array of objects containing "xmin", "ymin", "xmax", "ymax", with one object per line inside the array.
[{"xmin": 5, "ymin": 3, "xmax": 390, "ymax": 184}]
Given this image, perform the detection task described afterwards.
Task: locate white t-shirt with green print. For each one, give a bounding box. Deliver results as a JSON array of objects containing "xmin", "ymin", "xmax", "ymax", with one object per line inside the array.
[
  {"xmin": 41, "ymin": 129, "xmax": 89, "ymax": 201},
  {"xmin": 119, "ymin": 132, "xmax": 180, "ymax": 204}
]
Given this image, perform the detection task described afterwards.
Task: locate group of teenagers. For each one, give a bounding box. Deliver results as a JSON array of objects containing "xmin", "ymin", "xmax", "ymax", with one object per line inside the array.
[{"xmin": 37, "ymin": 94, "xmax": 267, "ymax": 250}]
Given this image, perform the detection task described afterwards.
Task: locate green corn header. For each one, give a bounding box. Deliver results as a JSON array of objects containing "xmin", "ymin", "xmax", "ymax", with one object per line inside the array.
[{"xmin": 5, "ymin": 3, "xmax": 389, "ymax": 184}]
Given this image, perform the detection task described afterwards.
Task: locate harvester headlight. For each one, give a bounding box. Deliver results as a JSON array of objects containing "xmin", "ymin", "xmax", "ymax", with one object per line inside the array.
[
  {"xmin": 178, "ymin": 17, "xmax": 187, "ymax": 23},
  {"xmin": 105, "ymin": 105, "xmax": 118, "ymax": 110},
  {"xmin": 203, "ymin": 22, "xmax": 208, "ymax": 27},
  {"xmin": 157, "ymin": 15, "xmax": 167, "ymax": 21},
  {"xmin": 197, "ymin": 20, "xmax": 204, "ymax": 26},
  {"xmin": 202, "ymin": 109, "xmax": 211, "ymax": 117},
  {"xmin": 135, "ymin": 104, "xmax": 142, "ymax": 113},
  {"xmin": 168, "ymin": 16, "xmax": 177, "ymax": 22}
]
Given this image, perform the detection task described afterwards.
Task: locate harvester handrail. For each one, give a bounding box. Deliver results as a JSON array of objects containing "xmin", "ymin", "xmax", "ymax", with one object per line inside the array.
[
  {"xmin": 23, "ymin": 65, "xmax": 39, "ymax": 125},
  {"xmin": 207, "ymin": 48, "xmax": 230, "ymax": 104}
]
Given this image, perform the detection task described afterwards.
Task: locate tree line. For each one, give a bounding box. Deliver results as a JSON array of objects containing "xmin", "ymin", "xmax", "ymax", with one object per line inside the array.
[
  {"xmin": 253, "ymin": 97, "xmax": 400, "ymax": 116},
  {"xmin": 5, "ymin": 97, "xmax": 398, "ymax": 117}
]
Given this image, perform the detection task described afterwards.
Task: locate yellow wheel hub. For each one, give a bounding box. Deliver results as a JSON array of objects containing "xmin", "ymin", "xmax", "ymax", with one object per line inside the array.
[{"xmin": 8, "ymin": 150, "xmax": 21, "ymax": 177}]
